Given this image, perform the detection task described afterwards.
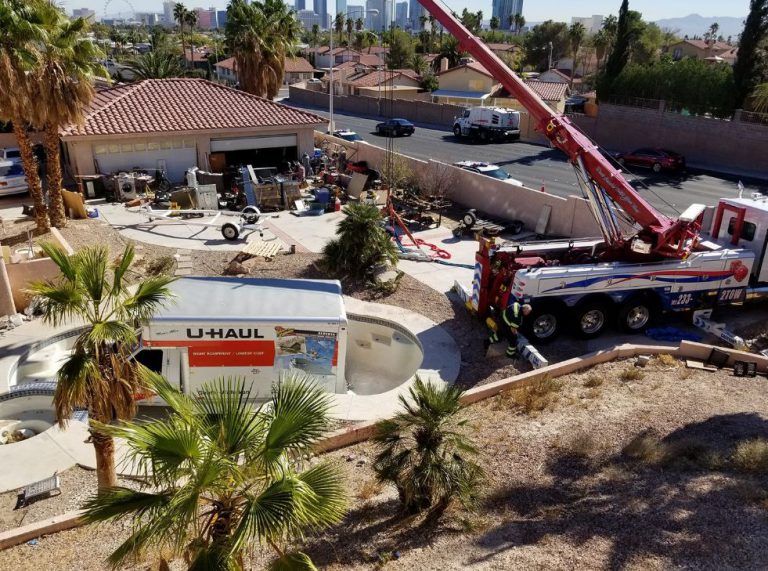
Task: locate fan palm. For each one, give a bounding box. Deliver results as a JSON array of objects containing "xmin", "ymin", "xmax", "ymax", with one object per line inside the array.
[
  {"xmin": 0, "ymin": 0, "xmax": 50, "ymax": 232},
  {"xmin": 346, "ymin": 17, "xmax": 354, "ymax": 46},
  {"xmin": 173, "ymin": 3, "xmax": 188, "ymax": 67},
  {"xmin": 32, "ymin": 3, "xmax": 107, "ymax": 228},
  {"xmin": 752, "ymin": 83, "xmax": 768, "ymax": 113},
  {"xmin": 321, "ymin": 203, "xmax": 398, "ymax": 280},
  {"xmin": 82, "ymin": 372, "xmax": 346, "ymax": 570},
  {"xmin": 28, "ymin": 243, "xmax": 175, "ymax": 489},
  {"xmin": 334, "ymin": 13, "xmax": 345, "ymax": 45},
  {"xmin": 373, "ymin": 378, "xmax": 482, "ymax": 518},
  {"xmin": 123, "ymin": 50, "xmax": 184, "ymax": 80},
  {"xmin": 226, "ymin": 0, "xmax": 300, "ymax": 99}
]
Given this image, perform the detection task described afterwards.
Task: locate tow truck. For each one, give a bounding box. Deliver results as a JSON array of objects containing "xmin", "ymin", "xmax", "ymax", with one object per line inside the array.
[{"xmin": 417, "ymin": 0, "xmax": 768, "ymax": 343}]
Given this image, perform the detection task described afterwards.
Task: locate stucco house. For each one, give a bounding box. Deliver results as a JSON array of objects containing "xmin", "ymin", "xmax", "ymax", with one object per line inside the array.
[
  {"xmin": 431, "ymin": 61, "xmax": 500, "ymax": 105},
  {"xmin": 60, "ymin": 78, "xmax": 325, "ymax": 181},
  {"xmin": 667, "ymin": 39, "xmax": 734, "ymax": 62}
]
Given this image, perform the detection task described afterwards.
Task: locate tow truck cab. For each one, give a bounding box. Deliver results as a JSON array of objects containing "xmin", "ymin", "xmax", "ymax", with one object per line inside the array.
[{"xmin": 711, "ymin": 196, "xmax": 768, "ymax": 285}]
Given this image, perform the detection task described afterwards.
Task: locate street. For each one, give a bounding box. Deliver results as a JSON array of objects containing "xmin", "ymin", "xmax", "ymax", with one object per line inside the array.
[{"xmin": 285, "ymin": 100, "xmax": 768, "ymax": 217}]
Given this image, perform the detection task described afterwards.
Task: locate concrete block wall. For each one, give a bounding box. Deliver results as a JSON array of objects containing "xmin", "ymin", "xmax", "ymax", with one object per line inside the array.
[{"xmin": 571, "ymin": 104, "xmax": 768, "ymax": 174}]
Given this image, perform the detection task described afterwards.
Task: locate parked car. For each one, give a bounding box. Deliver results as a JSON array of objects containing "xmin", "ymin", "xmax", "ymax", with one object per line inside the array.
[
  {"xmin": 375, "ymin": 118, "xmax": 415, "ymax": 137},
  {"xmin": 333, "ymin": 129, "xmax": 363, "ymax": 142},
  {"xmin": 0, "ymin": 148, "xmax": 21, "ymax": 161},
  {"xmin": 454, "ymin": 161, "xmax": 524, "ymax": 186},
  {"xmin": 564, "ymin": 95, "xmax": 588, "ymax": 114},
  {"xmin": 0, "ymin": 159, "xmax": 28, "ymax": 197},
  {"xmin": 613, "ymin": 148, "xmax": 686, "ymax": 173}
]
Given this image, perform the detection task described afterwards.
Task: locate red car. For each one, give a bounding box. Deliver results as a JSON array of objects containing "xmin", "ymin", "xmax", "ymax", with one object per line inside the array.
[{"xmin": 614, "ymin": 148, "xmax": 686, "ymax": 173}]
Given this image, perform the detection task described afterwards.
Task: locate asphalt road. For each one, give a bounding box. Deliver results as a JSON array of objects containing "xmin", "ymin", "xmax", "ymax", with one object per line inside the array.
[{"xmin": 285, "ymin": 100, "xmax": 768, "ymax": 217}]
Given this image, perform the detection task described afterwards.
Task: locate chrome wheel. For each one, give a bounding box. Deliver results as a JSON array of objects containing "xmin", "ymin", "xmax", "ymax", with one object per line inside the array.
[
  {"xmin": 532, "ymin": 313, "xmax": 558, "ymax": 340},
  {"xmin": 580, "ymin": 309, "xmax": 605, "ymax": 335},
  {"xmin": 626, "ymin": 305, "xmax": 650, "ymax": 330}
]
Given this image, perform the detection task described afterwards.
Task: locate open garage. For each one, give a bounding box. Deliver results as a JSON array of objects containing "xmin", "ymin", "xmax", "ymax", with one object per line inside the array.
[{"xmin": 61, "ymin": 78, "xmax": 324, "ymax": 183}]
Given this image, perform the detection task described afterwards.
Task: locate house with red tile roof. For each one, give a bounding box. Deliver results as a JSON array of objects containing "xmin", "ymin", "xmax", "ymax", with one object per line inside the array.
[
  {"xmin": 333, "ymin": 69, "xmax": 422, "ymax": 96},
  {"xmin": 668, "ymin": 39, "xmax": 735, "ymax": 63},
  {"xmin": 61, "ymin": 78, "xmax": 325, "ymax": 181},
  {"xmin": 214, "ymin": 56, "xmax": 316, "ymax": 86}
]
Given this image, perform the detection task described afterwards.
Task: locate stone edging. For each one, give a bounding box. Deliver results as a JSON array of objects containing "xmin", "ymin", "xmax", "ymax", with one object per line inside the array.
[{"xmin": 2, "ymin": 340, "xmax": 765, "ymax": 550}]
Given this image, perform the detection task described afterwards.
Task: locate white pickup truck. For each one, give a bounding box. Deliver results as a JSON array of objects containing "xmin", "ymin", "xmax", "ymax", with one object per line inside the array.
[
  {"xmin": 0, "ymin": 147, "xmax": 28, "ymax": 197},
  {"xmin": 453, "ymin": 106, "xmax": 521, "ymax": 143}
]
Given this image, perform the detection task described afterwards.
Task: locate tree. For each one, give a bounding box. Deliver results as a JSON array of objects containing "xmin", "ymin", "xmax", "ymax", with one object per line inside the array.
[
  {"xmin": 410, "ymin": 52, "xmax": 427, "ymax": 74},
  {"xmin": 523, "ymin": 20, "xmax": 568, "ymax": 71},
  {"xmin": 386, "ymin": 28, "xmax": 415, "ymax": 69},
  {"xmin": 346, "ymin": 16, "xmax": 354, "ymax": 45},
  {"xmin": 733, "ymin": 0, "xmax": 768, "ymax": 109},
  {"xmin": 490, "ymin": 15, "xmax": 500, "ymax": 32},
  {"xmin": 568, "ymin": 22, "xmax": 586, "ymax": 88},
  {"xmin": 29, "ymin": 244, "xmax": 175, "ymax": 489},
  {"xmin": 123, "ymin": 50, "xmax": 184, "ymax": 79},
  {"xmin": 751, "ymin": 82, "xmax": 768, "ymax": 111},
  {"xmin": 511, "ymin": 13, "xmax": 526, "ymax": 35},
  {"xmin": 355, "ymin": 17, "xmax": 364, "ymax": 33},
  {"xmin": 604, "ymin": 0, "xmax": 632, "ymax": 81},
  {"xmin": 334, "ymin": 12, "xmax": 345, "ymax": 45},
  {"xmin": 183, "ymin": 8, "xmax": 198, "ymax": 63},
  {"xmin": 0, "ymin": 0, "xmax": 50, "ymax": 232},
  {"xmin": 705, "ymin": 22, "xmax": 720, "ymax": 43},
  {"xmin": 226, "ymin": 0, "xmax": 301, "ymax": 99},
  {"xmin": 322, "ymin": 203, "xmax": 398, "ymax": 280},
  {"xmin": 33, "ymin": 4, "xmax": 106, "ymax": 229},
  {"xmin": 82, "ymin": 373, "xmax": 346, "ymax": 569},
  {"xmin": 173, "ymin": 3, "xmax": 188, "ymax": 67},
  {"xmin": 372, "ymin": 378, "xmax": 482, "ymax": 518},
  {"xmin": 436, "ymin": 35, "xmax": 467, "ymax": 69}
]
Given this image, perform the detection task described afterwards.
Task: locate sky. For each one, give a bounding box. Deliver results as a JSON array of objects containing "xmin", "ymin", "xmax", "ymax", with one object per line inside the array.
[{"xmin": 86, "ymin": 0, "xmax": 750, "ymax": 21}]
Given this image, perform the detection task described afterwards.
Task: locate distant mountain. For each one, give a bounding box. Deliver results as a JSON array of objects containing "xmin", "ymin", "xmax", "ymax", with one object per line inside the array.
[{"xmin": 654, "ymin": 14, "xmax": 745, "ymax": 41}]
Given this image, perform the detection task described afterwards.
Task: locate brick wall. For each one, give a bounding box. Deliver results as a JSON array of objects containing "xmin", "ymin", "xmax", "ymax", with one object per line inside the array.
[{"xmin": 571, "ymin": 104, "xmax": 768, "ymax": 174}]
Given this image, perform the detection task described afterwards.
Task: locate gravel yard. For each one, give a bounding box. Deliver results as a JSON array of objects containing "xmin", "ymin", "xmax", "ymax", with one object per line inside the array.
[{"xmin": 2, "ymin": 358, "xmax": 768, "ymax": 570}]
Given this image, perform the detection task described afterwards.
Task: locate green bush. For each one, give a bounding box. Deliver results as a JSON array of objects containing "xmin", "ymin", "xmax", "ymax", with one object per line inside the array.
[{"xmin": 321, "ymin": 203, "xmax": 398, "ymax": 280}]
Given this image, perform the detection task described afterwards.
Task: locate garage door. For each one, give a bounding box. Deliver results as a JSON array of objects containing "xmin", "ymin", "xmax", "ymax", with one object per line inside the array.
[
  {"xmin": 210, "ymin": 135, "xmax": 297, "ymax": 152},
  {"xmin": 93, "ymin": 138, "xmax": 197, "ymax": 182}
]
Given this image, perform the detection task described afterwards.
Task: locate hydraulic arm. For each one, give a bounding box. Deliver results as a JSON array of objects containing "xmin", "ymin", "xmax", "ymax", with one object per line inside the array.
[{"xmin": 416, "ymin": 0, "xmax": 703, "ymax": 258}]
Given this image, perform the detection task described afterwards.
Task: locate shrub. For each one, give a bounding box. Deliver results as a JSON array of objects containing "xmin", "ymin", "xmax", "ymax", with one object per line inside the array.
[
  {"xmin": 619, "ymin": 367, "xmax": 644, "ymax": 381},
  {"xmin": 321, "ymin": 203, "xmax": 398, "ymax": 280},
  {"xmin": 733, "ymin": 439, "xmax": 768, "ymax": 473},
  {"xmin": 623, "ymin": 430, "xmax": 664, "ymax": 464},
  {"xmin": 583, "ymin": 373, "xmax": 603, "ymax": 388},
  {"xmin": 373, "ymin": 378, "xmax": 482, "ymax": 518},
  {"xmin": 515, "ymin": 376, "xmax": 563, "ymax": 414},
  {"xmin": 654, "ymin": 354, "xmax": 678, "ymax": 368}
]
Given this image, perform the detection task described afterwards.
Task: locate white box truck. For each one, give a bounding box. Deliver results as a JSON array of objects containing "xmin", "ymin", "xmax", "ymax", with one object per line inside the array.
[
  {"xmin": 134, "ymin": 277, "xmax": 348, "ymax": 403},
  {"xmin": 452, "ymin": 106, "xmax": 521, "ymax": 142}
]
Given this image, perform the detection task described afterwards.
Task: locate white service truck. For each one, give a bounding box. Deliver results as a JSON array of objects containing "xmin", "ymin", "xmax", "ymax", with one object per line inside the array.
[
  {"xmin": 452, "ymin": 106, "xmax": 521, "ymax": 142},
  {"xmin": 133, "ymin": 277, "xmax": 348, "ymax": 403}
]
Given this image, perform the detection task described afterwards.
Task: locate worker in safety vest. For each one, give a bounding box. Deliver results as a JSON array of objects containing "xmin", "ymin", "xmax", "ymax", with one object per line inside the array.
[{"xmin": 485, "ymin": 301, "xmax": 532, "ymax": 358}]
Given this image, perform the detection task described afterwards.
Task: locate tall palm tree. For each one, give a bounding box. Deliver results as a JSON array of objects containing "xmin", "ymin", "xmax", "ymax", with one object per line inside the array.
[
  {"xmin": 568, "ymin": 21, "xmax": 586, "ymax": 89},
  {"xmin": 173, "ymin": 3, "xmax": 188, "ymax": 67},
  {"xmin": 82, "ymin": 373, "xmax": 346, "ymax": 570},
  {"xmin": 355, "ymin": 17, "xmax": 364, "ymax": 34},
  {"xmin": 346, "ymin": 16, "xmax": 354, "ymax": 46},
  {"xmin": 122, "ymin": 50, "xmax": 184, "ymax": 79},
  {"xmin": 33, "ymin": 4, "xmax": 106, "ymax": 229},
  {"xmin": 0, "ymin": 0, "xmax": 50, "ymax": 232},
  {"xmin": 29, "ymin": 243, "xmax": 175, "ymax": 489},
  {"xmin": 183, "ymin": 9, "xmax": 198, "ymax": 64},
  {"xmin": 334, "ymin": 12, "xmax": 345, "ymax": 45},
  {"xmin": 226, "ymin": 0, "xmax": 300, "ymax": 99},
  {"xmin": 373, "ymin": 378, "xmax": 482, "ymax": 518}
]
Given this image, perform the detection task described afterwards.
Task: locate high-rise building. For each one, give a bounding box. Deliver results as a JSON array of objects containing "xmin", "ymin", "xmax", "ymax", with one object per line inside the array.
[
  {"xmin": 195, "ymin": 7, "xmax": 217, "ymax": 30},
  {"xmin": 492, "ymin": 0, "xmax": 523, "ymax": 30},
  {"xmin": 297, "ymin": 9, "xmax": 324, "ymax": 29},
  {"xmin": 135, "ymin": 12, "xmax": 161, "ymax": 26},
  {"xmin": 347, "ymin": 5, "xmax": 364, "ymax": 22},
  {"xmin": 217, "ymin": 10, "xmax": 228, "ymax": 28},
  {"xmin": 571, "ymin": 15, "xmax": 604, "ymax": 34},
  {"xmin": 162, "ymin": 1, "xmax": 175, "ymax": 24},
  {"xmin": 295, "ymin": 0, "xmax": 306, "ymax": 10},
  {"xmin": 316, "ymin": 0, "xmax": 328, "ymax": 27},
  {"xmin": 408, "ymin": 0, "xmax": 423, "ymax": 29},
  {"xmin": 72, "ymin": 8, "xmax": 96, "ymax": 20},
  {"xmin": 365, "ymin": 0, "xmax": 383, "ymax": 31},
  {"xmin": 395, "ymin": 1, "xmax": 407, "ymax": 29},
  {"xmin": 335, "ymin": 0, "xmax": 347, "ymax": 19}
]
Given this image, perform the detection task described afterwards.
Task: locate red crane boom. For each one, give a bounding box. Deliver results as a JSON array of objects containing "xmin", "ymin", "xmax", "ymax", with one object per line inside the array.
[{"xmin": 416, "ymin": 0, "xmax": 703, "ymax": 258}]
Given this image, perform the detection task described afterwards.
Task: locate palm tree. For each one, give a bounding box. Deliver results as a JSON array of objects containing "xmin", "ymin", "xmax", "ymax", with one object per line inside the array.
[
  {"xmin": 29, "ymin": 243, "xmax": 175, "ymax": 489},
  {"xmin": 334, "ymin": 12, "xmax": 345, "ymax": 45},
  {"xmin": 0, "ymin": 0, "xmax": 50, "ymax": 232},
  {"xmin": 173, "ymin": 3, "xmax": 188, "ymax": 67},
  {"xmin": 355, "ymin": 17, "xmax": 364, "ymax": 33},
  {"xmin": 322, "ymin": 203, "xmax": 398, "ymax": 280},
  {"xmin": 593, "ymin": 28, "xmax": 610, "ymax": 70},
  {"xmin": 373, "ymin": 378, "xmax": 483, "ymax": 518},
  {"xmin": 226, "ymin": 0, "xmax": 301, "ymax": 99},
  {"xmin": 751, "ymin": 83, "xmax": 768, "ymax": 113},
  {"xmin": 82, "ymin": 373, "xmax": 346, "ymax": 570},
  {"xmin": 183, "ymin": 9, "xmax": 198, "ymax": 64},
  {"xmin": 122, "ymin": 50, "xmax": 184, "ymax": 79},
  {"xmin": 410, "ymin": 53, "xmax": 427, "ymax": 75},
  {"xmin": 346, "ymin": 17, "xmax": 354, "ymax": 46},
  {"xmin": 568, "ymin": 21, "xmax": 586, "ymax": 89},
  {"xmin": 428, "ymin": 14, "xmax": 437, "ymax": 51},
  {"xmin": 33, "ymin": 4, "xmax": 106, "ymax": 229},
  {"xmin": 490, "ymin": 15, "xmax": 500, "ymax": 40}
]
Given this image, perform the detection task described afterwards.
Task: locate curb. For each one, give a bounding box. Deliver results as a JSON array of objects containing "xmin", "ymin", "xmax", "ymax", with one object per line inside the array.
[{"xmin": 0, "ymin": 510, "xmax": 84, "ymax": 550}]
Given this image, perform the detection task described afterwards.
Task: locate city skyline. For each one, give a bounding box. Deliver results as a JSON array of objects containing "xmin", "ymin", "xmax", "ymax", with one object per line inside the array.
[{"xmin": 88, "ymin": 0, "xmax": 750, "ymax": 22}]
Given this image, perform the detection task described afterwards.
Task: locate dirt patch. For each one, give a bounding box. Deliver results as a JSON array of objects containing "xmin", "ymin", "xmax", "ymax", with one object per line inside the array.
[{"xmin": 2, "ymin": 358, "xmax": 767, "ymax": 570}]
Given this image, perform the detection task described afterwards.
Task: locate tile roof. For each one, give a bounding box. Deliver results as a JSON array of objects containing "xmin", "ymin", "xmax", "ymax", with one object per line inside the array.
[
  {"xmin": 675, "ymin": 39, "xmax": 732, "ymax": 52},
  {"xmin": 284, "ymin": 56, "xmax": 314, "ymax": 73},
  {"xmin": 346, "ymin": 70, "xmax": 420, "ymax": 87},
  {"xmin": 357, "ymin": 54, "xmax": 385, "ymax": 66},
  {"xmin": 215, "ymin": 56, "xmax": 236, "ymax": 70},
  {"xmin": 545, "ymin": 69, "xmax": 573, "ymax": 82},
  {"xmin": 363, "ymin": 46, "xmax": 388, "ymax": 55},
  {"xmin": 61, "ymin": 78, "xmax": 325, "ymax": 137},
  {"xmin": 486, "ymin": 43, "xmax": 519, "ymax": 52},
  {"xmin": 184, "ymin": 49, "xmax": 209, "ymax": 63},
  {"xmin": 524, "ymin": 80, "xmax": 569, "ymax": 102},
  {"xmin": 438, "ymin": 61, "xmax": 494, "ymax": 78}
]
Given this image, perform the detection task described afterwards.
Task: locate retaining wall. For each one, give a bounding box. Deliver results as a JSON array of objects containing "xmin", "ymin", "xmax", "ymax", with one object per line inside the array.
[
  {"xmin": 317, "ymin": 132, "xmax": 601, "ymax": 238},
  {"xmin": 571, "ymin": 104, "xmax": 768, "ymax": 175}
]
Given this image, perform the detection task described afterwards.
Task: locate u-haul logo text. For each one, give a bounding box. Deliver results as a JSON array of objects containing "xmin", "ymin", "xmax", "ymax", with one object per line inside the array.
[{"xmin": 186, "ymin": 328, "xmax": 265, "ymax": 339}]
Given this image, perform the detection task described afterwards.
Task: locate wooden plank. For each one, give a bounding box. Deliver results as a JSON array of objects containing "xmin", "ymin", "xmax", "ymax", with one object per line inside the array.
[{"xmin": 241, "ymin": 241, "xmax": 282, "ymax": 258}]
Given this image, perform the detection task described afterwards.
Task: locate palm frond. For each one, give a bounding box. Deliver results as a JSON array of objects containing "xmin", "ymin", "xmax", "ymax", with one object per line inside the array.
[
  {"xmin": 268, "ymin": 551, "xmax": 318, "ymax": 571},
  {"xmin": 26, "ymin": 279, "xmax": 86, "ymax": 326},
  {"xmin": 121, "ymin": 275, "xmax": 176, "ymax": 322},
  {"xmin": 111, "ymin": 244, "xmax": 135, "ymax": 297},
  {"xmin": 86, "ymin": 319, "xmax": 138, "ymax": 346},
  {"xmin": 54, "ymin": 348, "xmax": 98, "ymax": 422},
  {"xmin": 81, "ymin": 486, "xmax": 172, "ymax": 523},
  {"xmin": 38, "ymin": 241, "xmax": 77, "ymax": 281},
  {"xmin": 294, "ymin": 462, "xmax": 347, "ymax": 529},
  {"xmin": 74, "ymin": 245, "xmax": 109, "ymax": 305}
]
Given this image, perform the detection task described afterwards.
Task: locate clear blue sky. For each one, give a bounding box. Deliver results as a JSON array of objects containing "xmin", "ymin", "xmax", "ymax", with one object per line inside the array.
[{"xmin": 88, "ymin": 0, "xmax": 750, "ymax": 21}]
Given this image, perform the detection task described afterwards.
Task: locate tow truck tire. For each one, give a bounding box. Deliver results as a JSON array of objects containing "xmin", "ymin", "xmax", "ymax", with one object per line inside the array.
[
  {"xmin": 221, "ymin": 223, "xmax": 240, "ymax": 241},
  {"xmin": 652, "ymin": 162, "xmax": 662, "ymax": 173},
  {"xmin": 478, "ymin": 131, "xmax": 488, "ymax": 143},
  {"xmin": 453, "ymin": 125, "xmax": 462, "ymax": 138},
  {"xmin": 523, "ymin": 304, "xmax": 562, "ymax": 344},
  {"xmin": 618, "ymin": 297, "xmax": 654, "ymax": 333},
  {"xmin": 573, "ymin": 302, "xmax": 610, "ymax": 339}
]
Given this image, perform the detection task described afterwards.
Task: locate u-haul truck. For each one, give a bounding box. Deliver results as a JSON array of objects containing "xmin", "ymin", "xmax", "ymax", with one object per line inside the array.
[{"xmin": 134, "ymin": 277, "xmax": 348, "ymax": 403}]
